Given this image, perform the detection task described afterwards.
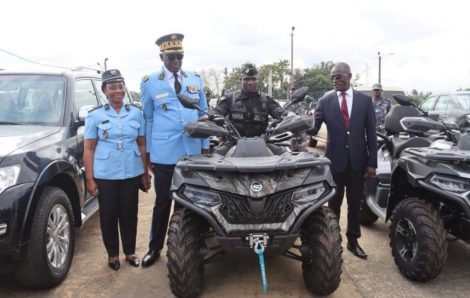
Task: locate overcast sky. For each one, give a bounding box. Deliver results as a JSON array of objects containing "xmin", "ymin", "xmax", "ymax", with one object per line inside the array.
[{"xmin": 1, "ymin": 0, "xmax": 469, "ymax": 94}]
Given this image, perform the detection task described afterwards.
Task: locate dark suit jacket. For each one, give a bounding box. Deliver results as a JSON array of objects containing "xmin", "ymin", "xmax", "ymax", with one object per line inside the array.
[{"xmin": 311, "ymin": 90, "xmax": 377, "ymax": 173}]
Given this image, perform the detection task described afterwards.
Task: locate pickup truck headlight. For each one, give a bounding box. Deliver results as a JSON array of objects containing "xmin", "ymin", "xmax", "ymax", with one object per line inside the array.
[
  {"xmin": 182, "ymin": 185, "xmax": 222, "ymax": 207},
  {"xmin": 428, "ymin": 175, "xmax": 470, "ymax": 193},
  {"xmin": 291, "ymin": 183, "xmax": 326, "ymax": 204},
  {"xmin": 0, "ymin": 165, "xmax": 21, "ymax": 194}
]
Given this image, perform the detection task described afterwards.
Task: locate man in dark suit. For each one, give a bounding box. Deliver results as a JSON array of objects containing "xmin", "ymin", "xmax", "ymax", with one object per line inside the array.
[{"xmin": 308, "ymin": 62, "xmax": 377, "ymax": 259}]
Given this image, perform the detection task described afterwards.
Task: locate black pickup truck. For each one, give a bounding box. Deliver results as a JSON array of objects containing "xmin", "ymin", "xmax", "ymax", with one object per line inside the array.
[{"xmin": 0, "ymin": 70, "xmax": 131, "ymax": 288}]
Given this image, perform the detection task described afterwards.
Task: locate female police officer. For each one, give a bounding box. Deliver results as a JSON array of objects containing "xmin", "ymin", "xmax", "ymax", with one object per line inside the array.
[{"xmin": 84, "ymin": 69, "xmax": 150, "ymax": 271}]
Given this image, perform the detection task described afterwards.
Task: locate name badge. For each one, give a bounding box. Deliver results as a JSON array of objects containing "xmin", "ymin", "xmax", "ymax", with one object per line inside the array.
[{"xmin": 155, "ymin": 92, "xmax": 168, "ymax": 99}]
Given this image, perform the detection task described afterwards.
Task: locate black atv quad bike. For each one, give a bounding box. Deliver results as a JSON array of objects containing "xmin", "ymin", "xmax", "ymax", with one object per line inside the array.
[
  {"xmin": 166, "ymin": 88, "xmax": 343, "ymax": 297},
  {"xmin": 361, "ymin": 94, "xmax": 470, "ymax": 282}
]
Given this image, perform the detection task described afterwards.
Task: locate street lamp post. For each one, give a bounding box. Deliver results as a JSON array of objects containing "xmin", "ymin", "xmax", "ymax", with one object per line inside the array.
[
  {"xmin": 104, "ymin": 58, "xmax": 108, "ymax": 71},
  {"xmin": 378, "ymin": 51, "xmax": 394, "ymax": 84},
  {"xmin": 378, "ymin": 51, "xmax": 381, "ymax": 84},
  {"xmin": 290, "ymin": 26, "xmax": 295, "ymax": 99}
]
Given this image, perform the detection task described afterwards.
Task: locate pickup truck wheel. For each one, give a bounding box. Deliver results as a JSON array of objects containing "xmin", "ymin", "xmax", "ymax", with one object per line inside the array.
[
  {"xmin": 359, "ymin": 197, "xmax": 379, "ymax": 225},
  {"xmin": 15, "ymin": 187, "xmax": 75, "ymax": 288},
  {"xmin": 167, "ymin": 208, "xmax": 204, "ymax": 298},
  {"xmin": 389, "ymin": 198, "xmax": 447, "ymax": 282},
  {"xmin": 301, "ymin": 206, "xmax": 342, "ymax": 295}
]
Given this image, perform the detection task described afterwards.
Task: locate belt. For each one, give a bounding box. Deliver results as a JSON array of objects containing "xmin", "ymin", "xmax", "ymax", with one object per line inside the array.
[{"xmin": 97, "ymin": 140, "xmax": 136, "ymax": 152}]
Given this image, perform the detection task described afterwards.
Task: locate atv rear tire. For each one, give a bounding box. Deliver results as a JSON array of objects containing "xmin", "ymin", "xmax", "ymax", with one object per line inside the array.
[
  {"xmin": 15, "ymin": 187, "xmax": 75, "ymax": 288},
  {"xmin": 301, "ymin": 206, "xmax": 342, "ymax": 295},
  {"xmin": 389, "ymin": 198, "xmax": 447, "ymax": 282},
  {"xmin": 359, "ymin": 197, "xmax": 379, "ymax": 225},
  {"xmin": 167, "ymin": 208, "xmax": 204, "ymax": 298}
]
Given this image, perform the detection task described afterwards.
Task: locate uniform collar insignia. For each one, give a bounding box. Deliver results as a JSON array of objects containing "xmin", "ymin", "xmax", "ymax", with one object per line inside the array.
[
  {"xmin": 181, "ymin": 70, "xmax": 188, "ymax": 78},
  {"xmin": 158, "ymin": 72, "xmax": 165, "ymax": 80}
]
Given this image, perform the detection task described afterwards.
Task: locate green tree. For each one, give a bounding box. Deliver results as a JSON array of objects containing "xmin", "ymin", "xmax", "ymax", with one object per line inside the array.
[
  {"xmin": 223, "ymin": 60, "xmax": 291, "ymax": 99},
  {"xmin": 294, "ymin": 61, "xmax": 335, "ymax": 98},
  {"xmin": 409, "ymin": 89, "xmax": 431, "ymax": 105},
  {"xmin": 223, "ymin": 66, "xmax": 243, "ymax": 93}
]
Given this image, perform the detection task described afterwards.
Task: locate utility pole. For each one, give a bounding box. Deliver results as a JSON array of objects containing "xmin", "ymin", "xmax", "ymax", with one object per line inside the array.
[
  {"xmin": 268, "ymin": 69, "xmax": 273, "ymax": 96},
  {"xmin": 290, "ymin": 26, "xmax": 295, "ymax": 99},
  {"xmin": 378, "ymin": 52, "xmax": 381, "ymax": 84}
]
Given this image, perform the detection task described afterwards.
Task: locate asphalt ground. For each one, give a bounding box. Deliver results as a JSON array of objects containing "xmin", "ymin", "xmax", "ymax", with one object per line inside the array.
[{"xmin": 1, "ymin": 141, "xmax": 469, "ymax": 297}]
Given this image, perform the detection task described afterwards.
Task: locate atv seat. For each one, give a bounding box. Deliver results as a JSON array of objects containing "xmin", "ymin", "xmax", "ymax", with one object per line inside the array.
[
  {"xmin": 384, "ymin": 105, "xmax": 420, "ymax": 135},
  {"xmin": 391, "ymin": 135, "xmax": 431, "ymax": 158}
]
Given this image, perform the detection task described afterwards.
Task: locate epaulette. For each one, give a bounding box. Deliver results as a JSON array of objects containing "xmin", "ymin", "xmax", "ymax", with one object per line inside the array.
[
  {"xmin": 141, "ymin": 75, "xmax": 149, "ymax": 82},
  {"xmin": 88, "ymin": 104, "xmax": 103, "ymax": 113},
  {"xmin": 129, "ymin": 102, "xmax": 143, "ymax": 110},
  {"xmin": 158, "ymin": 72, "xmax": 165, "ymax": 80}
]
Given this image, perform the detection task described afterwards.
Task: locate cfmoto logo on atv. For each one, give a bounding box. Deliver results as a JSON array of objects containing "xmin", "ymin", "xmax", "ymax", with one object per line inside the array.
[{"xmin": 251, "ymin": 182, "xmax": 263, "ymax": 192}]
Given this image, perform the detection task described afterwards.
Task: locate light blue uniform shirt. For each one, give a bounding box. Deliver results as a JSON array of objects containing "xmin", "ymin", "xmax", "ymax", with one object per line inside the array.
[
  {"xmin": 84, "ymin": 103, "xmax": 145, "ymax": 179},
  {"xmin": 141, "ymin": 67, "xmax": 209, "ymax": 165}
]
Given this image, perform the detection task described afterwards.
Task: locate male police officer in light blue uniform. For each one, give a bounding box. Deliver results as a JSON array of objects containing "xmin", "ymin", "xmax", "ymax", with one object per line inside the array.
[
  {"xmin": 140, "ymin": 33, "xmax": 209, "ymax": 267},
  {"xmin": 84, "ymin": 69, "xmax": 148, "ymax": 270}
]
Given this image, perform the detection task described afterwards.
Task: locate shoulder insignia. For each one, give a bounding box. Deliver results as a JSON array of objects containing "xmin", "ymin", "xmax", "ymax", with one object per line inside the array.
[
  {"xmin": 129, "ymin": 102, "xmax": 143, "ymax": 110},
  {"xmin": 193, "ymin": 71, "xmax": 200, "ymax": 77},
  {"xmin": 88, "ymin": 104, "xmax": 102, "ymax": 113},
  {"xmin": 181, "ymin": 70, "xmax": 188, "ymax": 78},
  {"xmin": 187, "ymin": 84, "xmax": 199, "ymax": 94},
  {"xmin": 141, "ymin": 75, "xmax": 149, "ymax": 82},
  {"xmin": 158, "ymin": 72, "xmax": 165, "ymax": 80},
  {"xmin": 104, "ymin": 104, "xmax": 110, "ymax": 110}
]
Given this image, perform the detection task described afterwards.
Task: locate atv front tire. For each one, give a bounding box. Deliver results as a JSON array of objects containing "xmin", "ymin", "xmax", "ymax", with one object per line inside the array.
[
  {"xmin": 389, "ymin": 198, "xmax": 447, "ymax": 282},
  {"xmin": 301, "ymin": 206, "xmax": 342, "ymax": 295},
  {"xmin": 167, "ymin": 208, "xmax": 204, "ymax": 298}
]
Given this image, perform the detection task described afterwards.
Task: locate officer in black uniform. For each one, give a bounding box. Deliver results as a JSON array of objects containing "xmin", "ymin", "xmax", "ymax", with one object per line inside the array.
[{"xmin": 210, "ymin": 63, "xmax": 284, "ymax": 155}]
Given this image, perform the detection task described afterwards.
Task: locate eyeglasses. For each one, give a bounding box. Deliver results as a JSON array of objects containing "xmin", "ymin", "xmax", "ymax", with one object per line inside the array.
[
  {"xmin": 166, "ymin": 53, "xmax": 184, "ymax": 61},
  {"xmin": 330, "ymin": 74, "xmax": 345, "ymax": 81}
]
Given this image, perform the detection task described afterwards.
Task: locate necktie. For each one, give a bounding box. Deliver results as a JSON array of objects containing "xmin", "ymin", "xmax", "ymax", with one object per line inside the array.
[
  {"xmin": 173, "ymin": 72, "xmax": 181, "ymax": 94},
  {"xmin": 340, "ymin": 92, "xmax": 350, "ymax": 128}
]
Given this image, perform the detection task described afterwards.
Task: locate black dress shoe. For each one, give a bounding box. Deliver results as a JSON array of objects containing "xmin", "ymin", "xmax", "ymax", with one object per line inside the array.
[
  {"xmin": 108, "ymin": 259, "xmax": 120, "ymax": 271},
  {"xmin": 142, "ymin": 250, "xmax": 160, "ymax": 267},
  {"xmin": 126, "ymin": 255, "xmax": 140, "ymax": 267},
  {"xmin": 347, "ymin": 241, "xmax": 368, "ymax": 259}
]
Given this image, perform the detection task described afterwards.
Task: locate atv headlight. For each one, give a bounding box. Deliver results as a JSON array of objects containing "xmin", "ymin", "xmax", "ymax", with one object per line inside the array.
[
  {"xmin": 428, "ymin": 175, "xmax": 470, "ymax": 193},
  {"xmin": 182, "ymin": 185, "xmax": 222, "ymax": 207},
  {"xmin": 0, "ymin": 165, "xmax": 21, "ymax": 195},
  {"xmin": 291, "ymin": 183, "xmax": 326, "ymax": 204}
]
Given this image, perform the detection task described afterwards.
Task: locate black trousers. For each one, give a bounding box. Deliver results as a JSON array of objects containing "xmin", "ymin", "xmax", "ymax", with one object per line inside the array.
[
  {"xmin": 329, "ymin": 164, "xmax": 365, "ymax": 239},
  {"xmin": 95, "ymin": 176, "xmax": 140, "ymax": 257},
  {"xmin": 148, "ymin": 163, "xmax": 176, "ymax": 251}
]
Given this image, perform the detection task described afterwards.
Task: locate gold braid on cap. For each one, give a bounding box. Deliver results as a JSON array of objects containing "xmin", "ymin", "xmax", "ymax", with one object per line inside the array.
[{"xmin": 160, "ymin": 35, "xmax": 184, "ymax": 53}]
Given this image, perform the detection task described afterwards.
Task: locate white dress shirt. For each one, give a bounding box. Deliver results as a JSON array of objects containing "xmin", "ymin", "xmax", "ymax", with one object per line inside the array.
[
  {"xmin": 336, "ymin": 87, "xmax": 353, "ymax": 117},
  {"xmin": 163, "ymin": 67, "xmax": 183, "ymax": 92}
]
